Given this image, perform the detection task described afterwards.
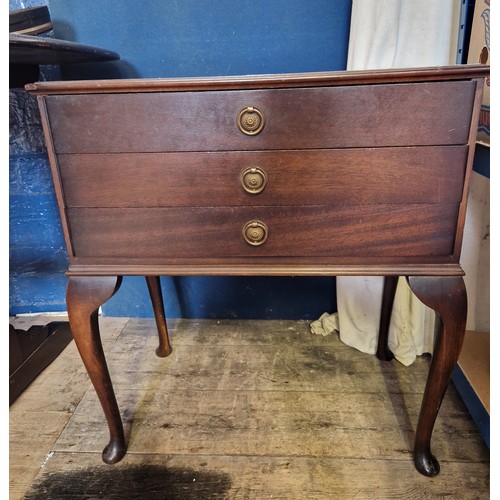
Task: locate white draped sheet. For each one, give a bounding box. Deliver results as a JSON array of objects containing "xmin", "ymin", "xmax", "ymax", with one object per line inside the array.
[{"xmin": 311, "ymin": 0, "xmax": 463, "ymax": 365}]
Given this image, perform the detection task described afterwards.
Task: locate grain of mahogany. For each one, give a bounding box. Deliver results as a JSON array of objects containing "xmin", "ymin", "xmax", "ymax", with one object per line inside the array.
[
  {"xmin": 66, "ymin": 276, "xmax": 126, "ymax": 464},
  {"xmin": 28, "ymin": 65, "xmax": 489, "ymax": 477}
]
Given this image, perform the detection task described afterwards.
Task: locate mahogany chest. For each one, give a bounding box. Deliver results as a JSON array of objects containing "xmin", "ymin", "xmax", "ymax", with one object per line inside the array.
[{"xmin": 28, "ymin": 65, "xmax": 489, "ymax": 476}]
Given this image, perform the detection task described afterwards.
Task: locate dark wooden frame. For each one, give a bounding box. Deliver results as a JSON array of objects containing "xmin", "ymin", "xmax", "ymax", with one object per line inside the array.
[{"xmin": 9, "ymin": 321, "xmax": 73, "ymax": 404}]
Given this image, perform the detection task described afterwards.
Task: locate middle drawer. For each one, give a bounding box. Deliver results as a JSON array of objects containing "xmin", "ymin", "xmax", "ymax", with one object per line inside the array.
[{"xmin": 58, "ymin": 147, "xmax": 467, "ymax": 208}]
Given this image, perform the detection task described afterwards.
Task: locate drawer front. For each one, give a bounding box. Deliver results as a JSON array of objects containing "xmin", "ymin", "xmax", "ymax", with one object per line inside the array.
[
  {"xmin": 67, "ymin": 205, "xmax": 459, "ymax": 259},
  {"xmin": 46, "ymin": 80, "xmax": 475, "ymax": 154},
  {"xmin": 58, "ymin": 146, "xmax": 467, "ymax": 208}
]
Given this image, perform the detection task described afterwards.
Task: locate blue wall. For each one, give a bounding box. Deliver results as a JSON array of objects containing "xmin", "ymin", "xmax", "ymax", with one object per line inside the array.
[
  {"xmin": 50, "ymin": 0, "xmax": 352, "ymax": 79},
  {"xmin": 10, "ymin": 0, "xmax": 352, "ymax": 318},
  {"xmin": 10, "ymin": 0, "xmax": 68, "ymax": 315},
  {"xmin": 9, "ymin": 104, "xmax": 69, "ymax": 315}
]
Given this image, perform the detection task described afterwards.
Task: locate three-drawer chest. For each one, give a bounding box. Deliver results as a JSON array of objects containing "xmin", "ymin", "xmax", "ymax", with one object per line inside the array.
[{"xmin": 28, "ymin": 64, "xmax": 489, "ymax": 476}]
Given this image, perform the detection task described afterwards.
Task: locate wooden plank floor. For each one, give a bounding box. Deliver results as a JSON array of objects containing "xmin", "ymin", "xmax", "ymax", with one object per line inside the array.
[{"xmin": 10, "ymin": 318, "xmax": 489, "ymax": 499}]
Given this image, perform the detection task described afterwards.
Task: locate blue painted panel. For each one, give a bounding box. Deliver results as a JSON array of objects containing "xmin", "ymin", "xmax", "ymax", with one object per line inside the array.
[
  {"xmin": 9, "ymin": 155, "xmax": 68, "ymax": 314},
  {"xmin": 10, "ymin": 64, "xmax": 68, "ymax": 314},
  {"xmin": 103, "ymin": 276, "xmax": 336, "ymax": 321},
  {"xmin": 49, "ymin": 0, "xmax": 352, "ymax": 79},
  {"xmin": 472, "ymin": 144, "xmax": 490, "ymax": 178}
]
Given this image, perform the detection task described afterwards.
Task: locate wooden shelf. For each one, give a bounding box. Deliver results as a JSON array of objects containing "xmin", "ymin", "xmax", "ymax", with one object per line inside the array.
[
  {"xmin": 458, "ymin": 330, "xmax": 490, "ymax": 414},
  {"xmin": 453, "ymin": 329, "xmax": 489, "ymax": 447}
]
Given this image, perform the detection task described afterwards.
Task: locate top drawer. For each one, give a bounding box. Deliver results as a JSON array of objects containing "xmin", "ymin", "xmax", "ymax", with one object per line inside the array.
[{"xmin": 44, "ymin": 80, "xmax": 476, "ymax": 153}]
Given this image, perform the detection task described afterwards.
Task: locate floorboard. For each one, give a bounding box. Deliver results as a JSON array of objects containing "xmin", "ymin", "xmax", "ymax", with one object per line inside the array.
[{"xmin": 10, "ymin": 318, "xmax": 489, "ymax": 499}]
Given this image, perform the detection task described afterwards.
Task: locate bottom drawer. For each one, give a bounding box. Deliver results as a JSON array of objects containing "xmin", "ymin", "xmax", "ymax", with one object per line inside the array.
[{"xmin": 68, "ymin": 205, "xmax": 459, "ymax": 260}]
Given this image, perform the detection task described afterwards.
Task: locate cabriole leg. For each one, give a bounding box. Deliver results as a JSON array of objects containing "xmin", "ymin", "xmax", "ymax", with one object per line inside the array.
[
  {"xmin": 406, "ymin": 276, "xmax": 467, "ymax": 477},
  {"xmin": 145, "ymin": 276, "xmax": 172, "ymax": 357},
  {"xmin": 66, "ymin": 275, "xmax": 125, "ymax": 464},
  {"xmin": 376, "ymin": 275, "xmax": 398, "ymax": 361}
]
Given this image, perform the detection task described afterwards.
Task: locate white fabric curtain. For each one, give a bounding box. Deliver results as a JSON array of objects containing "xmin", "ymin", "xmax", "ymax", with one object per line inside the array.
[
  {"xmin": 311, "ymin": 0, "xmax": 462, "ymax": 365},
  {"xmin": 346, "ymin": 0, "xmax": 460, "ymax": 70}
]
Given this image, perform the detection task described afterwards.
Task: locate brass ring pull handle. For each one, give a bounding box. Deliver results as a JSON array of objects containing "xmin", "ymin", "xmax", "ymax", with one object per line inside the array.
[
  {"xmin": 237, "ymin": 106, "xmax": 265, "ymax": 135},
  {"xmin": 240, "ymin": 167, "xmax": 268, "ymax": 194},
  {"xmin": 242, "ymin": 220, "xmax": 268, "ymax": 246}
]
